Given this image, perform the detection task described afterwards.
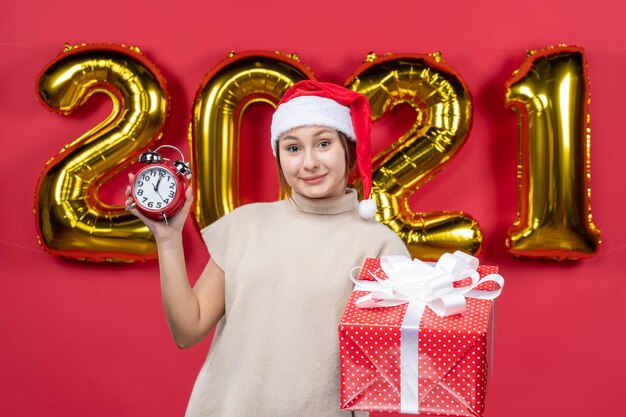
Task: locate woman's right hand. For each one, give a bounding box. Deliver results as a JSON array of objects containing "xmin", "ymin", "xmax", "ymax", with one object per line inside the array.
[{"xmin": 125, "ymin": 173, "xmax": 194, "ymax": 245}]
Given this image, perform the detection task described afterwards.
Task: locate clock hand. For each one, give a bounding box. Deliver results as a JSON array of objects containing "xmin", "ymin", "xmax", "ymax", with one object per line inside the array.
[
  {"xmin": 155, "ymin": 189, "xmax": 166, "ymax": 202},
  {"xmin": 151, "ymin": 179, "xmax": 166, "ymax": 202},
  {"xmin": 155, "ymin": 175, "xmax": 162, "ymax": 191}
]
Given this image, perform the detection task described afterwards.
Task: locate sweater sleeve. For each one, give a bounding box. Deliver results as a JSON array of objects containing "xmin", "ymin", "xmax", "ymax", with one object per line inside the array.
[
  {"xmin": 200, "ymin": 212, "xmax": 236, "ymax": 271},
  {"xmin": 375, "ymin": 225, "xmax": 410, "ymax": 258}
]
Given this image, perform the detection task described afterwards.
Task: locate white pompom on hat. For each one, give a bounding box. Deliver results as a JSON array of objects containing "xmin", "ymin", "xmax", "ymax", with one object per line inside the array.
[{"xmin": 271, "ymin": 80, "xmax": 376, "ymax": 219}]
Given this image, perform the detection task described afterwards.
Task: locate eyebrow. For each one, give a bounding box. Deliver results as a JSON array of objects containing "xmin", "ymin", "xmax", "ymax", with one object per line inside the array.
[
  {"xmin": 313, "ymin": 128, "xmax": 335, "ymax": 137},
  {"xmin": 280, "ymin": 128, "xmax": 335, "ymax": 142}
]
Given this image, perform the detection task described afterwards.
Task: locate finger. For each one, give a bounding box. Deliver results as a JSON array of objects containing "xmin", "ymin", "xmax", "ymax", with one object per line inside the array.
[
  {"xmin": 180, "ymin": 187, "xmax": 194, "ymax": 213},
  {"xmin": 126, "ymin": 173, "xmax": 135, "ymax": 199},
  {"xmin": 125, "ymin": 203, "xmax": 153, "ymax": 227},
  {"xmin": 125, "ymin": 195, "xmax": 137, "ymax": 212},
  {"xmin": 165, "ymin": 187, "xmax": 193, "ymax": 226}
]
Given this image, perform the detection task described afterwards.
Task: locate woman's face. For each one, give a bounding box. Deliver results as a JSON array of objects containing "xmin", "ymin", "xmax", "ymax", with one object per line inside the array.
[{"xmin": 277, "ymin": 126, "xmax": 348, "ymax": 199}]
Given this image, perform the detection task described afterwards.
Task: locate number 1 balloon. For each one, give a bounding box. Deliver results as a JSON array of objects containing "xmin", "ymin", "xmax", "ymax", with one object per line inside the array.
[{"xmin": 505, "ymin": 45, "xmax": 601, "ymax": 260}]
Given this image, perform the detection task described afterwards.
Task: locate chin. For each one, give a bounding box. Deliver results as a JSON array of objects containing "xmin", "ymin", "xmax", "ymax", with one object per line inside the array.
[
  {"xmin": 298, "ymin": 185, "xmax": 343, "ymax": 199},
  {"xmin": 298, "ymin": 189, "xmax": 326, "ymax": 198}
]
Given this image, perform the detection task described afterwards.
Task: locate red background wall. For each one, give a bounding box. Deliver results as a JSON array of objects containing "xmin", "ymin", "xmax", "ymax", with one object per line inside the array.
[{"xmin": 2, "ymin": 1, "xmax": 625, "ymax": 416}]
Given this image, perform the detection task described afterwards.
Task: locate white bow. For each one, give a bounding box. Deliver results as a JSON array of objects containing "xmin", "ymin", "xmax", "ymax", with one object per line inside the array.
[{"xmin": 351, "ymin": 251, "xmax": 504, "ymax": 317}]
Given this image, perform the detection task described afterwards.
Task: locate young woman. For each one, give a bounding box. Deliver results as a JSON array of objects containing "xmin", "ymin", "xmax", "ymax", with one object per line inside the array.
[{"xmin": 126, "ymin": 81, "xmax": 409, "ymax": 417}]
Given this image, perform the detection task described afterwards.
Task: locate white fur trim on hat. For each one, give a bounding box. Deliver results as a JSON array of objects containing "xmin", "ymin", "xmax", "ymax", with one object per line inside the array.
[{"xmin": 271, "ymin": 96, "xmax": 356, "ymax": 155}]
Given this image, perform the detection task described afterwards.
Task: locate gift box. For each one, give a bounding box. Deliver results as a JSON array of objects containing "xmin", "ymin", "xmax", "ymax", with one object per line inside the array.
[{"xmin": 339, "ymin": 255, "xmax": 502, "ymax": 416}]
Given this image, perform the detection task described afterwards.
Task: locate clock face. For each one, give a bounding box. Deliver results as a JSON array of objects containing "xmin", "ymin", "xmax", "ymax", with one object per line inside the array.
[{"xmin": 132, "ymin": 166, "xmax": 178, "ymax": 211}]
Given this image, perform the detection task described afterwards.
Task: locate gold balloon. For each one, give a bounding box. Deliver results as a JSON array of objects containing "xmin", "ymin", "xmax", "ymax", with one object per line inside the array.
[
  {"xmin": 505, "ymin": 45, "xmax": 601, "ymax": 260},
  {"xmin": 347, "ymin": 53, "xmax": 482, "ymax": 260},
  {"xmin": 190, "ymin": 50, "xmax": 315, "ymax": 229},
  {"xmin": 36, "ymin": 43, "xmax": 170, "ymax": 261}
]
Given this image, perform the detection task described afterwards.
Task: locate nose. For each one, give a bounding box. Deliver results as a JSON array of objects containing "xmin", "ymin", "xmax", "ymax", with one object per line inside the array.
[{"xmin": 302, "ymin": 148, "xmax": 320, "ymax": 170}]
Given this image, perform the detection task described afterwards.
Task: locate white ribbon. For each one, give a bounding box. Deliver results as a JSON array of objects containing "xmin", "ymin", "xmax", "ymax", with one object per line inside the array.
[
  {"xmin": 351, "ymin": 251, "xmax": 504, "ymax": 317},
  {"xmin": 350, "ymin": 251, "xmax": 504, "ymax": 414},
  {"xmin": 399, "ymin": 300, "xmax": 424, "ymax": 414}
]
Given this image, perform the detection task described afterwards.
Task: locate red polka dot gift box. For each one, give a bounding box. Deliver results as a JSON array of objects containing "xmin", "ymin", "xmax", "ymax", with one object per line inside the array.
[{"xmin": 338, "ymin": 252, "xmax": 504, "ymax": 416}]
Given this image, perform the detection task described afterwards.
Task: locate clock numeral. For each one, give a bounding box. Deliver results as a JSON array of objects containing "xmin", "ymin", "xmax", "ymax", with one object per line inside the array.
[
  {"xmin": 148, "ymin": 202, "xmax": 154, "ymax": 208},
  {"xmin": 143, "ymin": 174, "xmax": 151, "ymax": 181},
  {"xmin": 142, "ymin": 197, "xmax": 148, "ymax": 203},
  {"xmin": 137, "ymin": 189, "xmax": 143, "ymax": 196},
  {"xmin": 156, "ymin": 202, "xmax": 162, "ymax": 208},
  {"xmin": 169, "ymin": 183, "xmax": 175, "ymax": 189},
  {"xmin": 137, "ymin": 180, "xmax": 143, "ymax": 187},
  {"xmin": 168, "ymin": 191, "xmax": 175, "ymax": 198},
  {"xmin": 163, "ymin": 198, "xmax": 170, "ymax": 204}
]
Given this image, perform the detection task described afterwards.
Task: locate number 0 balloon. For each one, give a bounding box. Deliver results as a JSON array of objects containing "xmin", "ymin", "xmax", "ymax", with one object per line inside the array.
[
  {"xmin": 505, "ymin": 45, "xmax": 601, "ymax": 260},
  {"xmin": 190, "ymin": 51, "xmax": 315, "ymax": 229}
]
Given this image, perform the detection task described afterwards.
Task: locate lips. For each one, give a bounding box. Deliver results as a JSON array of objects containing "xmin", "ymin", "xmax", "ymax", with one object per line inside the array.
[{"xmin": 301, "ymin": 174, "xmax": 326, "ymax": 184}]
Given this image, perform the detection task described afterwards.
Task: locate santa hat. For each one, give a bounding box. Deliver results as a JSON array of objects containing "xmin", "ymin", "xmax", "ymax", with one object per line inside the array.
[{"xmin": 270, "ymin": 80, "xmax": 376, "ymax": 219}]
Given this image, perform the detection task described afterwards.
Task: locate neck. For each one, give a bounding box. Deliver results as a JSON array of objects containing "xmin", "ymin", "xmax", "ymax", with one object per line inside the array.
[{"xmin": 289, "ymin": 188, "xmax": 358, "ymax": 215}]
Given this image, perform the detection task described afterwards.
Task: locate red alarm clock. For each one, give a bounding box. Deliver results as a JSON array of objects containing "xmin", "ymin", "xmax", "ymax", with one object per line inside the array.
[{"xmin": 129, "ymin": 145, "xmax": 191, "ymax": 223}]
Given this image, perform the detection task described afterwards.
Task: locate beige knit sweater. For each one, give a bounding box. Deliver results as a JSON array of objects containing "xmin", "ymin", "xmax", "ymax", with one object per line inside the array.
[{"xmin": 186, "ymin": 189, "xmax": 409, "ymax": 417}]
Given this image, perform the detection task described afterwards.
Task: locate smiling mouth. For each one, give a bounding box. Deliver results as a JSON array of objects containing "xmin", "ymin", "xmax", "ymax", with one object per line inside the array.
[{"xmin": 301, "ymin": 174, "xmax": 326, "ymax": 183}]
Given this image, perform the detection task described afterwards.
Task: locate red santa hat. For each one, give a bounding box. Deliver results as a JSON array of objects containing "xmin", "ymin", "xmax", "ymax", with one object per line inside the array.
[{"xmin": 270, "ymin": 80, "xmax": 376, "ymax": 219}]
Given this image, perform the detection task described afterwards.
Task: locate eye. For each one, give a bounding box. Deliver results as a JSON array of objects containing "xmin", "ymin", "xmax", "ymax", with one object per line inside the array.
[
  {"xmin": 286, "ymin": 144, "xmax": 300, "ymax": 153},
  {"xmin": 318, "ymin": 140, "xmax": 332, "ymax": 148}
]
